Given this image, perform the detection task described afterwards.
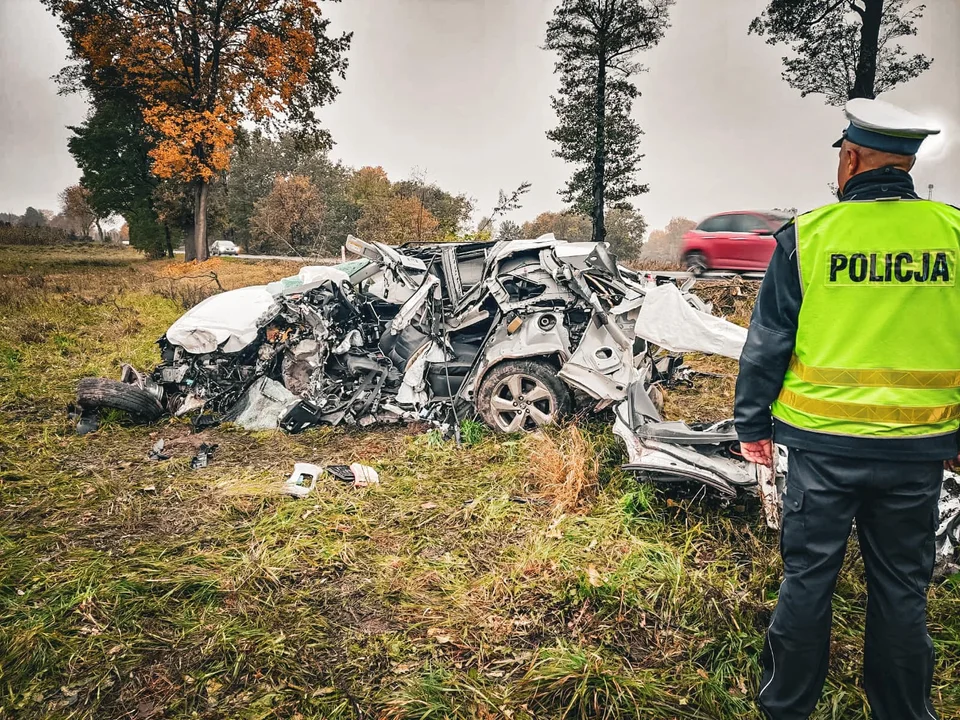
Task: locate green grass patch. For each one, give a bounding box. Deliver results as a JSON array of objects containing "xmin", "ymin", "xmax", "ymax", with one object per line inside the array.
[{"xmin": 1, "ymin": 245, "xmax": 958, "ymax": 719}]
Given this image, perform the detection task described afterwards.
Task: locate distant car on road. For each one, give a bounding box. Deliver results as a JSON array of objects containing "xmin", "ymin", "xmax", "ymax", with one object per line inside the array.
[
  {"xmin": 681, "ymin": 211, "xmax": 793, "ymax": 275},
  {"xmin": 210, "ymin": 240, "xmax": 240, "ymax": 256}
]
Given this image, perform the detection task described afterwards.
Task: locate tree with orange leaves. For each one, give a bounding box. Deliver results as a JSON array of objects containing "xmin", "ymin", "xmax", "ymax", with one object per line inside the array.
[{"xmin": 44, "ymin": 0, "xmax": 351, "ymax": 261}]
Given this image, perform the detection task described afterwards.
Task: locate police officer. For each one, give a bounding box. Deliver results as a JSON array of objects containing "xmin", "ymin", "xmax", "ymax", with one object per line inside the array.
[{"xmin": 734, "ymin": 98, "xmax": 957, "ymax": 720}]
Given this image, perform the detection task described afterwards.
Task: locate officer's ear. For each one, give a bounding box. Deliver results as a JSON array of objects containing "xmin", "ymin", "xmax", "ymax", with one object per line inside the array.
[
  {"xmin": 845, "ymin": 145, "xmax": 862, "ymax": 175},
  {"xmin": 838, "ymin": 143, "xmax": 860, "ymax": 191}
]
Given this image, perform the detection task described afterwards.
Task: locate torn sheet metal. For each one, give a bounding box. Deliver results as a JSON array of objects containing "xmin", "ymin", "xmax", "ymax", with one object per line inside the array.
[
  {"xmin": 635, "ymin": 282, "xmax": 747, "ymax": 359},
  {"xmin": 558, "ymin": 319, "xmax": 634, "ymax": 402},
  {"xmin": 391, "ymin": 275, "xmax": 440, "ymax": 334},
  {"xmin": 937, "ymin": 473, "xmax": 960, "ymax": 576},
  {"xmin": 475, "ymin": 311, "xmax": 571, "ymax": 378},
  {"xmin": 224, "ymin": 377, "xmax": 298, "ymax": 431},
  {"xmin": 397, "ymin": 341, "xmax": 448, "ymax": 406},
  {"xmin": 756, "ymin": 462, "xmax": 782, "ymax": 530}
]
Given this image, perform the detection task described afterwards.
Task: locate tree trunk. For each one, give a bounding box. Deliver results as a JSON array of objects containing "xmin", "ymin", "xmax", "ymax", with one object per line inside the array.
[
  {"xmin": 164, "ymin": 223, "xmax": 174, "ymax": 258},
  {"xmin": 185, "ymin": 225, "xmax": 196, "ymax": 262},
  {"xmin": 851, "ymin": 0, "xmax": 883, "ymax": 99},
  {"xmin": 95, "ymin": 218, "xmax": 104, "ymax": 243},
  {"xmin": 191, "ymin": 180, "xmax": 210, "ymax": 262},
  {"xmin": 592, "ymin": 56, "xmax": 607, "ymax": 244}
]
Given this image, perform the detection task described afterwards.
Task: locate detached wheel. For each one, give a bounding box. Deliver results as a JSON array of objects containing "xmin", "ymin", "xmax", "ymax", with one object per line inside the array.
[
  {"xmin": 477, "ymin": 359, "xmax": 571, "ymax": 432},
  {"xmin": 76, "ymin": 377, "xmax": 164, "ymax": 422},
  {"xmin": 685, "ymin": 251, "xmax": 708, "ymax": 276}
]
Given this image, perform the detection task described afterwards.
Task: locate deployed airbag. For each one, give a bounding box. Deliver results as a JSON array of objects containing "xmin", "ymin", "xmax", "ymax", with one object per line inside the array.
[{"xmin": 166, "ymin": 286, "xmax": 278, "ymax": 354}]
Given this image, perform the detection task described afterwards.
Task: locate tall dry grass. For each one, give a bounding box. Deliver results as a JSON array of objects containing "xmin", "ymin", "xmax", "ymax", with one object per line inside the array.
[{"xmin": 526, "ymin": 424, "xmax": 600, "ymax": 514}]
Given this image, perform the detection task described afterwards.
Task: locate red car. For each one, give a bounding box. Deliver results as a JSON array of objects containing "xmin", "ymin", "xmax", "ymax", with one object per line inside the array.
[{"xmin": 681, "ymin": 211, "xmax": 793, "ymax": 275}]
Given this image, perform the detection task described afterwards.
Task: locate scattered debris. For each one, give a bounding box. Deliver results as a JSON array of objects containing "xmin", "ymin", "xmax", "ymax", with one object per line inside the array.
[
  {"xmin": 147, "ymin": 439, "xmax": 169, "ymax": 461},
  {"xmin": 75, "ymin": 412, "xmax": 99, "ymax": 436},
  {"xmin": 282, "ymin": 462, "xmax": 379, "ymax": 495},
  {"xmin": 285, "ymin": 463, "xmax": 321, "ymax": 497},
  {"xmin": 189, "ymin": 443, "xmax": 217, "ymax": 470},
  {"xmin": 71, "ymin": 234, "xmax": 960, "ymax": 573}
]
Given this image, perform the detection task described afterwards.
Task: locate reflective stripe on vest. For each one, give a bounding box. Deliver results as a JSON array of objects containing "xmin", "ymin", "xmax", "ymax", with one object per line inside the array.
[
  {"xmin": 777, "ymin": 388, "xmax": 960, "ymax": 425},
  {"xmin": 787, "ymin": 355, "xmax": 960, "ymax": 390},
  {"xmin": 771, "ymin": 199, "xmax": 960, "ymax": 439}
]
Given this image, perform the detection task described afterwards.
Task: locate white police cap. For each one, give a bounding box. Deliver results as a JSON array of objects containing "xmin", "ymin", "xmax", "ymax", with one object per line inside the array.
[{"xmin": 832, "ymin": 98, "xmax": 941, "ymax": 155}]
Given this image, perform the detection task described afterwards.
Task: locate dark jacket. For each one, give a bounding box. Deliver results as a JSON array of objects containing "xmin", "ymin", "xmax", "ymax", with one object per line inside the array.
[{"xmin": 734, "ymin": 166, "xmax": 959, "ymax": 461}]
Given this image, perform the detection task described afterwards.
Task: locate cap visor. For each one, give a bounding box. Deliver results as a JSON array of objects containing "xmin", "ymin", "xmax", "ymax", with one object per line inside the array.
[{"xmin": 832, "ymin": 137, "xmax": 844, "ymax": 148}]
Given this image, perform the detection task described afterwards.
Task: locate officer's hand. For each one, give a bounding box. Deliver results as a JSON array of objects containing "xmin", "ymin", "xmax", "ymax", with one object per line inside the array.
[
  {"xmin": 741, "ymin": 439, "xmax": 774, "ymax": 468},
  {"xmin": 945, "ymin": 454, "xmax": 960, "ymax": 472}
]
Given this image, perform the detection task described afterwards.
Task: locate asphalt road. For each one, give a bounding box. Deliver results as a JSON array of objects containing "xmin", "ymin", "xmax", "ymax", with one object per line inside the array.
[
  {"xmin": 173, "ymin": 250, "xmax": 764, "ymax": 279},
  {"xmin": 174, "ymin": 249, "xmax": 339, "ymax": 263}
]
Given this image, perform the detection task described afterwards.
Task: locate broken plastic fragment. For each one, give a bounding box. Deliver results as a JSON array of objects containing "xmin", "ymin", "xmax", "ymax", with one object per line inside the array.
[
  {"xmin": 75, "ymin": 411, "xmax": 99, "ymax": 436},
  {"xmin": 285, "ymin": 463, "xmax": 321, "ymax": 497},
  {"xmin": 325, "ymin": 465, "xmax": 355, "ymax": 482},
  {"xmin": 190, "ymin": 443, "xmax": 217, "ymax": 470},
  {"xmin": 147, "ymin": 439, "xmax": 169, "ymax": 461}
]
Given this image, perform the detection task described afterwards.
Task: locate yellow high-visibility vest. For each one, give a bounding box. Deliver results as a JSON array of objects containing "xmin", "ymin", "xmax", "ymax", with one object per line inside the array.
[{"xmin": 771, "ymin": 199, "xmax": 960, "ymax": 439}]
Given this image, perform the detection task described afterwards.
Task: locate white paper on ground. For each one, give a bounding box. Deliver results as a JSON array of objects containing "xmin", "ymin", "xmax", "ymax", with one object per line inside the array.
[
  {"xmin": 634, "ymin": 283, "xmax": 747, "ymax": 360},
  {"xmin": 350, "ymin": 463, "xmax": 380, "ymax": 488},
  {"xmin": 166, "ymin": 286, "xmax": 278, "ymax": 354}
]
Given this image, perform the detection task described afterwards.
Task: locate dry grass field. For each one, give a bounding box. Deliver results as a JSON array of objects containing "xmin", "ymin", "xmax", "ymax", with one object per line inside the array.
[{"xmin": 2, "ymin": 244, "xmax": 958, "ymax": 719}]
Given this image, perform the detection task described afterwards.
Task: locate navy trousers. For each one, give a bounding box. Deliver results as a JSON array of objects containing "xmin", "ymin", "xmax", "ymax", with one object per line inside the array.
[{"xmin": 758, "ymin": 448, "xmax": 941, "ymax": 720}]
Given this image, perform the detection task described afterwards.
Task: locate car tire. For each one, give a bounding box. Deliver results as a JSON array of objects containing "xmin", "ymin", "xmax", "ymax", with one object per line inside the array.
[
  {"xmin": 684, "ymin": 252, "xmax": 708, "ymax": 276},
  {"xmin": 76, "ymin": 378, "xmax": 164, "ymax": 421},
  {"xmin": 477, "ymin": 359, "xmax": 571, "ymax": 433}
]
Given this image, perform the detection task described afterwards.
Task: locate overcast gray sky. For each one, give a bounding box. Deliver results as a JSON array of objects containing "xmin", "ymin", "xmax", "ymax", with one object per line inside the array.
[{"xmin": 1, "ymin": 0, "xmax": 957, "ymax": 232}]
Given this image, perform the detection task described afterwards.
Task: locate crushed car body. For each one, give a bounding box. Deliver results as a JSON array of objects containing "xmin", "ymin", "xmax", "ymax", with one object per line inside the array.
[{"xmin": 76, "ymin": 234, "xmax": 741, "ymax": 435}]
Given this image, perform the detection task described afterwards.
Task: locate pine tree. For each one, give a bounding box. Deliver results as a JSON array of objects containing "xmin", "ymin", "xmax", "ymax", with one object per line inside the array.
[{"xmin": 544, "ymin": 0, "xmax": 673, "ymax": 242}]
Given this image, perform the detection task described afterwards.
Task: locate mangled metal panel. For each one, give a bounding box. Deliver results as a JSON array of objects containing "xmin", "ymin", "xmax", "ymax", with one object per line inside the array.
[{"xmin": 558, "ymin": 319, "xmax": 634, "ymax": 402}]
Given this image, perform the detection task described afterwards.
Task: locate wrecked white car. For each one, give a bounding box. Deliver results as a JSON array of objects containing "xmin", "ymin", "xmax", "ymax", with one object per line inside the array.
[{"xmin": 75, "ymin": 234, "xmax": 738, "ymax": 435}]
